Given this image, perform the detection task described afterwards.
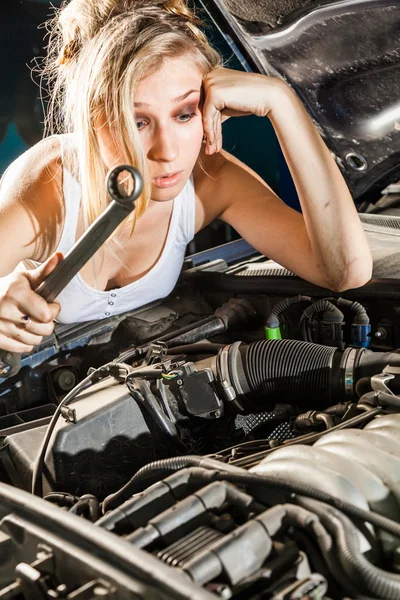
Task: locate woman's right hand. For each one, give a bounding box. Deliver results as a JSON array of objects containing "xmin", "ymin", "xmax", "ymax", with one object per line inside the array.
[{"xmin": 0, "ymin": 252, "xmax": 63, "ymax": 353}]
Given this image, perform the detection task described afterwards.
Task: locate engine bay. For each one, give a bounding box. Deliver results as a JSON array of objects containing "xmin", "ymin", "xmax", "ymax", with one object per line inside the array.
[
  {"xmin": 1, "ymin": 0, "xmax": 400, "ymax": 596},
  {"xmin": 1, "ymin": 228, "xmax": 400, "ymax": 598}
]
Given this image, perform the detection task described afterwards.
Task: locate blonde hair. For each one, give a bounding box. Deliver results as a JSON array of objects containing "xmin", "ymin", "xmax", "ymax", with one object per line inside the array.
[{"xmin": 41, "ymin": 0, "xmax": 221, "ymax": 255}]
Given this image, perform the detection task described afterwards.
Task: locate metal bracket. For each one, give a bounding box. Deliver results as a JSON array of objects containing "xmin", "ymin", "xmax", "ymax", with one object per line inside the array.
[
  {"xmin": 60, "ymin": 406, "xmax": 77, "ymax": 424},
  {"xmin": 144, "ymin": 341, "xmax": 169, "ymax": 365},
  {"xmin": 371, "ymin": 364, "xmax": 400, "ymax": 395}
]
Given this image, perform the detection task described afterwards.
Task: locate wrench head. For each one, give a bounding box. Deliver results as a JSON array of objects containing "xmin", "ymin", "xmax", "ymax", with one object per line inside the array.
[{"xmin": 106, "ymin": 164, "xmax": 144, "ymax": 208}]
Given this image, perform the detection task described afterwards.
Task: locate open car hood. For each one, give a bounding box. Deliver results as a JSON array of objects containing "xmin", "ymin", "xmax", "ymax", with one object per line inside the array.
[
  {"xmin": 4, "ymin": 3, "xmax": 400, "ymax": 599},
  {"xmin": 199, "ymin": 0, "xmax": 400, "ymax": 202}
]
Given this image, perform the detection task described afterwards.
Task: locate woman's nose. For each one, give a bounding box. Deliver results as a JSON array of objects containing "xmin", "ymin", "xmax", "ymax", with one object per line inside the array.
[{"xmin": 147, "ymin": 126, "xmax": 178, "ymax": 163}]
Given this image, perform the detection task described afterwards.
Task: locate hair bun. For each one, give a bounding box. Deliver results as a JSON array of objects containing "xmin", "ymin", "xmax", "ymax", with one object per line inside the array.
[
  {"xmin": 56, "ymin": 0, "xmax": 121, "ymax": 65},
  {"xmin": 163, "ymin": 0, "xmax": 200, "ymax": 23},
  {"xmin": 56, "ymin": 0, "xmax": 201, "ymax": 66}
]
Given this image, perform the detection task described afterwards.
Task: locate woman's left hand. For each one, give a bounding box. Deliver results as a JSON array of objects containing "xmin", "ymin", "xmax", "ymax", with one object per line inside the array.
[{"xmin": 201, "ymin": 67, "xmax": 288, "ymax": 154}]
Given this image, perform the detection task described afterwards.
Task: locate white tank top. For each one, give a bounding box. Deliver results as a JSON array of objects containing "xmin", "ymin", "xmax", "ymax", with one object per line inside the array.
[{"xmin": 29, "ymin": 137, "xmax": 196, "ymax": 324}]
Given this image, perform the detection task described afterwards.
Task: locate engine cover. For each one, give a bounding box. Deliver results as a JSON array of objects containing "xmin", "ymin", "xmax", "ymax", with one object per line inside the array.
[{"xmin": 1, "ymin": 378, "xmax": 172, "ymax": 498}]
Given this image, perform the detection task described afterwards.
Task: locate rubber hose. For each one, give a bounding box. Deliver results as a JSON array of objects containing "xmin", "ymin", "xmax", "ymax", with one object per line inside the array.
[
  {"xmin": 355, "ymin": 377, "xmax": 372, "ymax": 398},
  {"xmin": 212, "ymin": 471, "xmax": 400, "ymax": 541},
  {"xmin": 337, "ymin": 298, "xmax": 369, "ymax": 325},
  {"xmin": 283, "ymin": 504, "xmax": 361, "ymax": 597},
  {"xmin": 266, "ymin": 295, "xmax": 312, "ymax": 328},
  {"xmin": 70, "ymin": 495, "xmax": 102, "ymax": 522},
  {"xmin": 221, "ymin": 339, "xmax": 400, "ymax": 407},
  {"xmin": 323, "ymin": 403, "xmax": 351, "ymax": 417},
  {"xmin": 167, "ymin": 318, "xmax": 226, "ymax": 345},
  {"xmin": 167, "ymin": 299, "xmax": 255, "ymax": 346},
  {"xmin": 242, "ymin": 339, "xmax": 337, "ymax": 406},
  {"xmin": 302, "ymin": 299, "xmax": 344, "ymax": 322},
  {"xmin": 356, "ymin": 351, "xmax": 400, "ymax": 394},
  {"xmin": 158, "ymin": 316, "xmax": 214, "ymax": 343},
  {"xmin": 300, "ymin": 299, "xmax": 344, "ymax": 343},
  {"xmin": 44, "ymin": 492, "xmax": 77, "ymax": 508},
  {"xmin": 301, "ymin": 498, "xmax": 400, "ymax": 599}
]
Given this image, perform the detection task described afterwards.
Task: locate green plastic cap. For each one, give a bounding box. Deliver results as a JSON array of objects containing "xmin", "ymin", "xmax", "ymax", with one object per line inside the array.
[{"xmin": 265, "ymin": 325, "xmax": 282, "ymax": 340}]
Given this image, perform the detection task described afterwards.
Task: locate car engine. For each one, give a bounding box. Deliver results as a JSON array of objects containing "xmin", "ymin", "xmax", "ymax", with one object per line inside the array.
[{"xmin": 0, "ymin": 226, "xmax": 400, "ymax": 599}]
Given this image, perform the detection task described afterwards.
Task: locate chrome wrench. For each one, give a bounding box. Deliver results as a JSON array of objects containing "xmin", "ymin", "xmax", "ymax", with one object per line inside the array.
[{"xmin": 0, "ymin": 164, "xmax": 143, "ymax": 378}]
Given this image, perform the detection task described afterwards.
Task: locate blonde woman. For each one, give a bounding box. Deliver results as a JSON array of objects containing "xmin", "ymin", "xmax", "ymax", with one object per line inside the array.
[{"xmin": 0, "ymin": 0, "xmax": 372, "ymax": 353}]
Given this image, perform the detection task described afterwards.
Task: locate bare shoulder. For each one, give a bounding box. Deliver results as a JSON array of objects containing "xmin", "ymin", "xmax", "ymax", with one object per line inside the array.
[
  {"xmin": 0, "ymin": 135, "xmax": 63, "ymax": 199},
  {"xmin": 192, "ymin": 145, "xmax": 276, "ymax": 231},
  {"xmin": 0, "ymin": 136, "xmax": 65, "ymax": 268}
]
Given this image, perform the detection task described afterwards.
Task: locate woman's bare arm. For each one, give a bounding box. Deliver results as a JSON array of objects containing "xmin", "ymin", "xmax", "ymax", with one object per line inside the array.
[
  {"xmin": 0, "ymin": 139, "xmax": 63, "ymax": 351},
  {"xmin": 200, "ymin": 69, "xmax": 372, "ymax": 292},
  {"xmin": 0, "ymin": 138, "xmax": 63, "ymax": 274}
]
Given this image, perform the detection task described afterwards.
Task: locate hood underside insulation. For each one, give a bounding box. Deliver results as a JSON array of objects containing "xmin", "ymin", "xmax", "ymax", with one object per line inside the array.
[{"xmin": 220, "ymin": 0, "xmax": 326, "ymax": 29}]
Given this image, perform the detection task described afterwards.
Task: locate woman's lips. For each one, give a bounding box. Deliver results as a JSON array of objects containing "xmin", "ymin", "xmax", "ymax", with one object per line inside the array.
[{"xmin": 152, "ymin": 171, "xmax": 182, "ymax": 188}]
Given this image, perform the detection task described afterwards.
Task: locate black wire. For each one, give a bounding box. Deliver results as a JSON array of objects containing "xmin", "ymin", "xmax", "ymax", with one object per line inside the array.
[
  {"xmin": 300, "ymin": 315, "xmax": 311, "ymax": 342},
  {"xmin": 158, "ymin": 316, "xmax": 215, "ymax": 343},
  {"xmin": 123, "ymin": 460, "xmax": 400, "ymax": 543},
  {"xmin": 125, "ymin": 376, "xmax": 186, "ymax": 448},
  {"xmin": 166, "ymin": 343, "xmax": 223, "ymax": 354},
  {"xmin": 44, "ymin": 492, "xmax": 78, "ymax": 508},
  {"xmin": 116, "ymin": 316, "xmax": 216, "ymax": 364},
  {"xmin": 116, "ymin": 344, "xmax": 146, "ymax": 364},
  {"xmin": 102, "ymin": 456, "xmax": 400, "ymax": 543},
  {"xmin": 31, "ymin": 365, "xmax": 118, "ymax": 497},
  {"xmin": 221, "ymin": 471, "xmax": 400, "ymax": 540},
  {"xmin": 69, "ymin": 494, "xmax": 102, "ymax": 522}
]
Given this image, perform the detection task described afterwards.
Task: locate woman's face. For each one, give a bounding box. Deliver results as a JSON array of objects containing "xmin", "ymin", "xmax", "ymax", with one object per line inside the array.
[
  {"xmin": 97, "ymin": 55, "xmax": 205, "ymax": 203},
  {"xmin": 135, "ymin": 55, "xmax": 204, "ymax": 201}
]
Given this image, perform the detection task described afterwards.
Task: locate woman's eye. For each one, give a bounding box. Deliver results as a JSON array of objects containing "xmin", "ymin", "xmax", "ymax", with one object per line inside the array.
[
  {"xmin": 135, "ymin": 110, "xmax": 197, "ymax": 130},
  {"xmin": 136, "ymin": 119, "xmax": 147, "ymax": 130},
  {"xmin": 176, "ymin": 111, "xmax": 196, "ymax": 123}
]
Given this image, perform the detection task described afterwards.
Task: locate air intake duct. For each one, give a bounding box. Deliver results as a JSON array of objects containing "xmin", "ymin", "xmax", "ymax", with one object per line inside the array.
[{"xmin": 213, "ymin": 339, "xmax": 400, "ymax": 411}]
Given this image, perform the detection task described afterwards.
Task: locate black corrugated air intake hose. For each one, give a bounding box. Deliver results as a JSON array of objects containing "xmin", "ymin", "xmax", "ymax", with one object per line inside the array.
[{"xmin": 211, "ymin": 339, "xmax": 400, "ymax": 411}]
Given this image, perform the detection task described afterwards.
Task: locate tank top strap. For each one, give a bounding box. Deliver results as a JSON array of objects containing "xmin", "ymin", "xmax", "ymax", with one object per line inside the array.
[
  {"xmin": 181, "ymin": 173, "xmax": 196, "ymax": 244},
  {"xmin": 56, "ymin": 135, "xmax": 81, "ymax": 256}
]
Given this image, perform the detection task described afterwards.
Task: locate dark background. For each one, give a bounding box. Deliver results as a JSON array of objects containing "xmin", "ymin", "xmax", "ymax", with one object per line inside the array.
[{"xmin": 0, "ymin": 1, "xmax": 299, "ymax": 252}]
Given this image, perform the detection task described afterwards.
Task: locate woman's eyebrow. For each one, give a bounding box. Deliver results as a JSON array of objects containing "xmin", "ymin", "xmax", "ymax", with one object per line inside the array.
[{"xmin": 134, "ymin": 89, "xmax": 200, "ymax": 108}]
